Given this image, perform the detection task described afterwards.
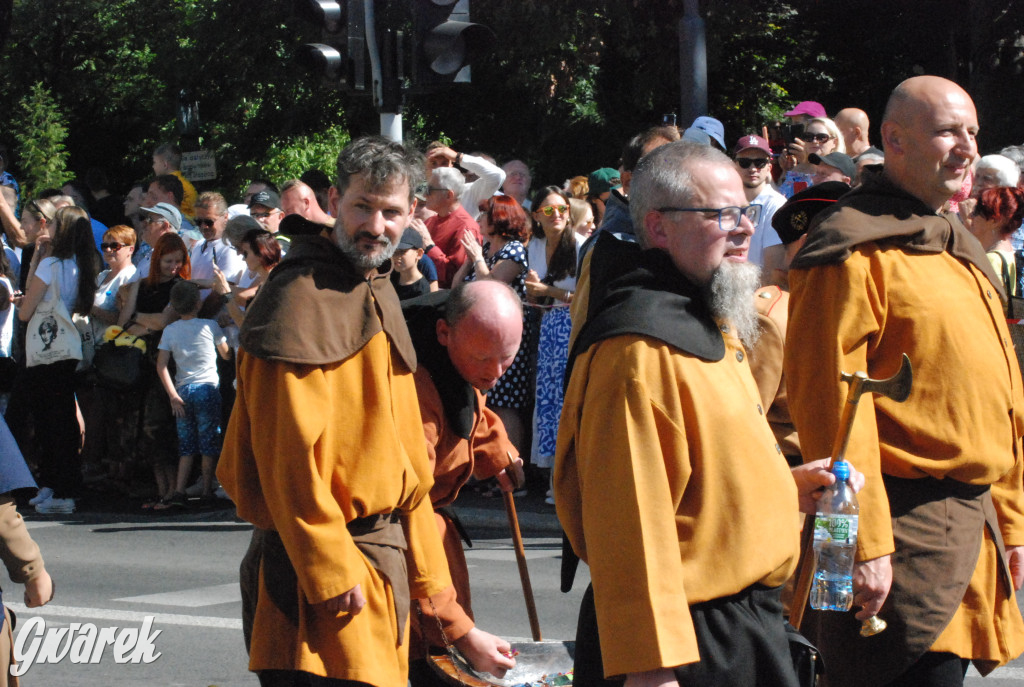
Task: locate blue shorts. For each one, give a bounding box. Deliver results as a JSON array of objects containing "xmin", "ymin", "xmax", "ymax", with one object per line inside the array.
[{"xmin": 174, "ymin": 383, "xmax": 222, "ymax": 457}]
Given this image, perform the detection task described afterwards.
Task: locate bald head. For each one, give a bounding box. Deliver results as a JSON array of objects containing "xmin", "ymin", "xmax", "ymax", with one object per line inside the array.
[
  {"xmin": 835, "ymin": 108, "xmax": 870, "ymax": 154},
  {"xmin": 879, "ymin": 76, "xmax": 978, "ymax": 211},
  {"xmin": 281, "ymin": 179, "xmax": 334, "ymax": 225},
  {"xmin": 438, "ymin": 281, "xmax": 524, "ymax": 391},
  {"xmin": 836, "ymin": 108, "xmax": 868, "ymax": 130}
]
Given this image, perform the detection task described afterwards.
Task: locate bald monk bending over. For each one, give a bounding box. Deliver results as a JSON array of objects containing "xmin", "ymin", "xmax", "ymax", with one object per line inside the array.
[{"xmin": 403, "ymin": 281, "xmax": 525, "ymax": 685}]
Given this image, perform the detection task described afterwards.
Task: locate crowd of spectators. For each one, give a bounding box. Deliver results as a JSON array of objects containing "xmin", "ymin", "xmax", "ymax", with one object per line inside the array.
[{"xmin": 0, "ymin": 109, "xmax": 1021, "ymax": 516}]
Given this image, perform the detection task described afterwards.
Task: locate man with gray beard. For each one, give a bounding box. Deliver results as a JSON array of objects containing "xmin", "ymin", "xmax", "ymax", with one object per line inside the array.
[
  {"xmin": 219, "ymin": 136, "xmax": 460, "ymax": 687},
  {"xmin": 555, "ymin": 141, "xmax": 844, "ymax": 687}
]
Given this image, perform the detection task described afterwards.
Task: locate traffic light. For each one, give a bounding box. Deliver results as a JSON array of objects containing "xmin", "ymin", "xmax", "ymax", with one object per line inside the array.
[
  {"xmin": 411, "ymin": 0, "xmax": 495, "ymax": 92},
  {"xmin": 295, "ymin": 0, "xmax": 366, "ymax": 91}
]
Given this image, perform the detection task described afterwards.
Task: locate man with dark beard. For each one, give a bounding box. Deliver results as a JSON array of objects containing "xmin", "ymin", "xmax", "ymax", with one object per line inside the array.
[
  {"xmin": 218, "ymin": 136, "xmax": 459, "ymax": 687},
  {"xmin": 555, "ymin": 141, "xmax": 843, "ymax": 687}
]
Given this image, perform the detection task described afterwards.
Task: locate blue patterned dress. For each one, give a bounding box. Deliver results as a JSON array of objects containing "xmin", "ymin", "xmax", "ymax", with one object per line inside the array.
[{"xmin": 528, "ymin": 233, "xmax": 584, "ymax": 467}]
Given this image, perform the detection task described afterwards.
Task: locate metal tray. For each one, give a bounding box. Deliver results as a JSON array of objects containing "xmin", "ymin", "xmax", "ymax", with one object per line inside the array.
[{"xmin": 429, "ymin": 640, "xmax": 575, "ymax": 687}]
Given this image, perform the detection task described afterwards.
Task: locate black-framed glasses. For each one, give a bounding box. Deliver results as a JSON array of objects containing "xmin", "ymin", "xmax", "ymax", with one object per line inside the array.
[
  {"xmin": 100, "ymin": 242, "xmax": 126, "ymax": 251},
  {"xmin": 656, "ymin": 204, "xmax": 762, "ymax": 231},
  {"xmin": 806, "ymin": 133, "xmax": 832, "ymax": 144},
  {"xmin": 539, "ymin": 204, "xmax": 569, "ymax": 217},
  {"xmin": 736, "ymin": 158, "xmax": 770, "ymax": 170}
]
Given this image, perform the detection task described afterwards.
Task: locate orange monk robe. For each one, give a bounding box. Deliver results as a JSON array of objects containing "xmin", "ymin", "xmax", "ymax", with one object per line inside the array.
[
  {"xmin": 411, "ymin": 364, "xmax": 516, "ymax": 651},
  {"xmin": 218, "ymin": 334, "xmax": 455, "ymax": 687}
]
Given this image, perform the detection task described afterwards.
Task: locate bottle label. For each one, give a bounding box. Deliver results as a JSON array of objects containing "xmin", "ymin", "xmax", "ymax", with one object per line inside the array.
[{"xmin": 813, "ymin": 514, "xmax": 858, "ymax": 545}]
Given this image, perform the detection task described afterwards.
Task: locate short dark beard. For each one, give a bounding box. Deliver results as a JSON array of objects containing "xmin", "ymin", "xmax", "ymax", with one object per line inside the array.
[
  {"xmin": 706, "ymin": 261, "xmax": 762, "ymax": 349},
  {"xmin": 334, "ymin": 229, "xmax": 396, "ymax": 272}
]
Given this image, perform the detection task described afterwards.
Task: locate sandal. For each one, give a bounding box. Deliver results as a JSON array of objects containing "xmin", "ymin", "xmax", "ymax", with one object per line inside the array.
[{"xmin": 153, "ymin": 492, "xmax": 188, "ymax": 511}]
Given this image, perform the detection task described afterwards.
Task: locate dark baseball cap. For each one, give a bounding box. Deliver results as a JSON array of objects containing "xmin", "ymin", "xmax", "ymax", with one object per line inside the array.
[
  {"xmin": 248, "ymin": 189, "xmax": 281, "ymax": 210},
  {"xmin": 808, "ymin": 152, "xmax": 856, "ymax": 180},
  {"xmin": 397, "ymin": 227, "xmax": 424, "ymax": 251}
]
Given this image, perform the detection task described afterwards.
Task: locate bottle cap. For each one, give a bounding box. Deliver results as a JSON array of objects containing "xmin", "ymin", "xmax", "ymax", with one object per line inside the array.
[{"xmin": 832, "ymin": 460, "xmax": 851, "ymax": 481}]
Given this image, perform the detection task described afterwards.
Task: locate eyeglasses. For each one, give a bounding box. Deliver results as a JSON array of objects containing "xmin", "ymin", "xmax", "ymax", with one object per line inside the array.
[
  {"xmin": 250, "ymin": 210, "xmax": 277, "ymax": 219},
  {"xmin": 656, "ymin": 204, "xmax": 762, "ymax": 231},
  {"xmin": 735, "ymin": 158, "xmax": 770, "ymax": 170},
  {"xmin": 100, "ymin": 242, "xmax": 127, "ymax": 251},
  {"xmin": 194, "ymin": 217, "xmax": 220, "ymax": 228},
  {"xmin": 142, "ymin": 215, "xmax": 164, "ymax": 224},
  {"xmin": 538, "ymin": 204, "xmax": 569, "ymax": 217},
  {"xmin": 806, "ymin": 133, "xmax": 833, "ymax": 144}
]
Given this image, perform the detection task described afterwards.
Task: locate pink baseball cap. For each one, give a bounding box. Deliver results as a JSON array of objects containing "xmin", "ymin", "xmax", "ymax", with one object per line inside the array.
[{"xmin": 783, "ymin": 101, "xmax": 827, "ymax": 118}]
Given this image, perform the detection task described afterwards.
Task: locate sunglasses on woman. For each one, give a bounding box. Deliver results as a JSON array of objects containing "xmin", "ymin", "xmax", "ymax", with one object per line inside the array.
[
  {"xmin": 806, "ymin": 133, "xmax": 833, "ymax": 144},
  {"xmin": 100, "ymin": 242, "xmax": 127, "ymax": 251},
  {"xmin": 539, "ymin": 204, "xmax": 569, "ymax": 217}
]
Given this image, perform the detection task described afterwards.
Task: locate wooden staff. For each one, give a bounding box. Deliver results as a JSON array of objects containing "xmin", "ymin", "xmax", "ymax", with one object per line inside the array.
[
  {"xmin": 502, "ymin": 452, "xmax": 542, "ymax": 641},
  {"xmin": 790, "ymin": 354, "xmax": 912, "ymax": 636}
]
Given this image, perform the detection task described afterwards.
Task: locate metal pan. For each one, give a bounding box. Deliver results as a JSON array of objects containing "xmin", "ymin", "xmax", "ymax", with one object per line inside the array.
[{"xmin": 429, "ymin": 640, "xmax": 575, "ymax": 687}]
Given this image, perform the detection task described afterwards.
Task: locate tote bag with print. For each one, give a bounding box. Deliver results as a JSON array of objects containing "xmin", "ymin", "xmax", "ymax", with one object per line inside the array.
[{"xmin": 25, "ymin": 264, "xmax": 83, "ymax": 367}]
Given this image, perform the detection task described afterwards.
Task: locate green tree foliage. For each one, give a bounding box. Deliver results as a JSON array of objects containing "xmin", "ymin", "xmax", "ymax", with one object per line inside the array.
[
  {"xmin": 11, "ymin": 83, "xmax": 71, "ymax": 196},
  {"xmin": 1, "ymin": 0, "xmax": 1023, "ymax": 198},
  {"xmin": 248, "ymin": 124, "xmax": 351, "ymax": 198},
  {"xmin": 0, "ymin": 0, "xmax": 352, "ymax": 196}
]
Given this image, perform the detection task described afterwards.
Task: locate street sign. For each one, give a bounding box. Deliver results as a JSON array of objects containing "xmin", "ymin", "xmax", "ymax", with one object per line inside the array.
[{"xmin": 182, "ymin": 151, "xmax": 216, "ymax": 182}]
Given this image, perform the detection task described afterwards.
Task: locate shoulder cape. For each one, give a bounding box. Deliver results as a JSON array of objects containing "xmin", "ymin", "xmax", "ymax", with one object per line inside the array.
[
  {"xmin": 566, "ymin": 232, "xmax": 724, "ymax": 387},
  {"xmin": 239, "ymin": 234, "xmax": 416, "ymax": 369},
  {"xmin": 402, "ymin": 290, "xmax": 477, "ymax": 440},
  {"xmin": 791, "ymin": 172, "xmax": 1004, "ymax": 299}
]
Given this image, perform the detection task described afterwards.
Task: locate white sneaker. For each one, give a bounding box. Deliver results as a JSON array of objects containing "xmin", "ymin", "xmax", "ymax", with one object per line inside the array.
[
  {"xmin": 36, "ymin": 497, "xmax": 75, "ymax": 514},
  {"xmin": 28, "ymin": 487, "xmax": 53, "ymax": 506}
]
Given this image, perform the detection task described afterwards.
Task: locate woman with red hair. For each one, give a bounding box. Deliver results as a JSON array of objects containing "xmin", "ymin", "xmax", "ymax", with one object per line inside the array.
[
  {"xmin": 970, "ymin": 186, "xmax": 1024, "ymax": 303},
  {"xmin": 453, "ymin": 195, "xmax": 532, "ymax": 455},
  {"xmin": 117, "ymin": 232, "xmax": 191, "ymax": 508}
]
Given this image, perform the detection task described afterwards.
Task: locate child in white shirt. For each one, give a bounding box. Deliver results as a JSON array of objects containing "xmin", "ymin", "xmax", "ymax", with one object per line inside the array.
[{"xmin": 155, "ymin": 281, "xmax": 229, "ymax": 508}]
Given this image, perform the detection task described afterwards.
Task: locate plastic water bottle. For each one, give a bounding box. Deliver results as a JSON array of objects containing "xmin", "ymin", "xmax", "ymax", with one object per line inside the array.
[{"xmin": 809, "ymin": 460, "xmax": 859, "ymax": 611}]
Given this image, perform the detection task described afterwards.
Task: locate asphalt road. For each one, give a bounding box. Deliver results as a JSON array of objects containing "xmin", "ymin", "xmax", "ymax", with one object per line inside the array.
[
  {"xmin": 7, "ymin": 493, "xmax": 1024, "ymax": 686},
  {"xmin": 5, "ymin": 496, "xmax": 586, "ymax": 686}
]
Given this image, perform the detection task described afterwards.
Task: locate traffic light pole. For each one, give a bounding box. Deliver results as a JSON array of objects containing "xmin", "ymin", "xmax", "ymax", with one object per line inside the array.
[
  {"xmin": 364, "ymin": 0, "xmax": 402, "ymax": 143},
  {"xmin": 380, "ymin": 113, "xmax": 402, "ymax": 143}
]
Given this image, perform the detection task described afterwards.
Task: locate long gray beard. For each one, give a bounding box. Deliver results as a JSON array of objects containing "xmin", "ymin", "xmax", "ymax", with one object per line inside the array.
[
  {"xmin": 706, "ymin": 261, "xmax": 762, "ymax": 349},
  {"xmin": 334, "ymin": 230, "xmax": 396, "ymax": 272}
]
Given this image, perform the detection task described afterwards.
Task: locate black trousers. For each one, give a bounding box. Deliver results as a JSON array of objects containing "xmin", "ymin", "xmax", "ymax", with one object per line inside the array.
[
  {"xmin": 574, "ymin": 583, "xmax": 799, "ymax": 687},
  {"xmin": 257, "ymin": 671, "xmax": 372, "ymax": 687},
  {"xmin": 7, "ymin": 359, "xmax": 82, "ymax": 498},
  {"xmin": 883, "ymin": 652, "xmax": 969, "ymax": 687}
]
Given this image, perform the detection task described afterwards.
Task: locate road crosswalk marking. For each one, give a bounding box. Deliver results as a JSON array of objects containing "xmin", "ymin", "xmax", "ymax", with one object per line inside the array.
[
  {"xmin": 114, "ymin": 583, "xmax": 240, "ymax": 607},
  {"xmin": 464, "ymin": 549, "xmax": 559, "ymax": 561},
  {"xmin": 5, "ymin": 602, "xmax": 241, "ymax": 629}
]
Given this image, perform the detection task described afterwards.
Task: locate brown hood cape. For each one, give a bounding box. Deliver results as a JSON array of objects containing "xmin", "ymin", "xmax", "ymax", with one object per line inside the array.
[
  {"xmin": 791, "ymin": 171, "xmax": 1004, "ymax": 301},
  {"xmin": 239, "ymin": 233, "xmax": 417, "ymax": 370},
  {"xmin": 566, "ymin": 231, "xmax": 725, "ymax": 388},
  {"xmin": 401, "ymin": 290, "xmax": 477, "ymax": 441}
]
